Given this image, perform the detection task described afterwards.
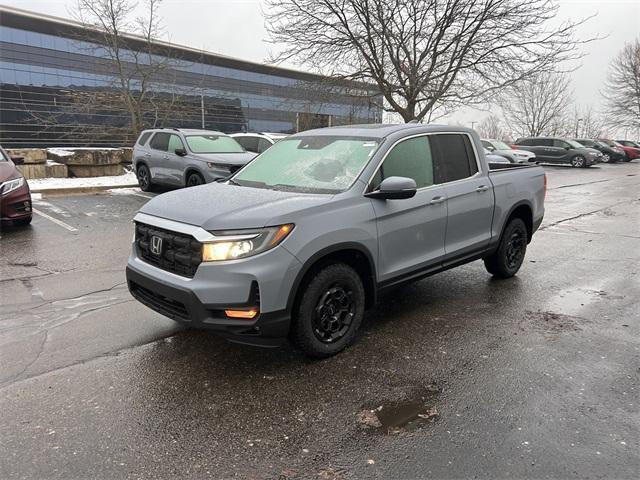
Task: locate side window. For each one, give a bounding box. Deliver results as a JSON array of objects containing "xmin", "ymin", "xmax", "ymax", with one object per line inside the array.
[
  {"xmin": 257, "ymin": 138, "xmax": 272, "ymax": 153},
  {"xmin": 149, "ymin": 132, "xmax": 170, "ymax": 151},
  {"xmin": 539, "ymin": 138, "xmax": 553, "ymax": 147},
  {"xmin": 137, "ymin": 131, "xmax": 152, "ymax": 146},
  {"xmin": 431, "ymin": 134, "xmax": 478, "ymax": 184},
  {"xmin": 371, "ymin": 136, "xmax": 434, "ymax": 189},
  {"xmin": 553, "ymin": 139, "xmax": 569, "ymax": 148},
  {"xmin": 519, "ymin": 139, "xmax": 532, "ymax": 146},
  {"xmin": 236, "ymin": 136, "xmax": 259, "ymax": 153},
  {"xmin": 168, "ymin": 134, "xmax": 185, "ymax": 153}
]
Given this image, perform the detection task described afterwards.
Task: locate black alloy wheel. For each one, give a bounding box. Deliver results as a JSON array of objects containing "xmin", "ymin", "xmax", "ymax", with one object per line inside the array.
[
  {"xmin": 137, "ymin": 164, "xmax": 152, "ymax": 192},
  {"xmin": 313, "ymin": 285, "xmax": 355, "ymax": 343}
]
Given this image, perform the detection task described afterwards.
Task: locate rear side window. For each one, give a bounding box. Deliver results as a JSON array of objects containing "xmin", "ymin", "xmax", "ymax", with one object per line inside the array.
[
  {"xmin": 137, "ymin": 132, "xmax": 152, "ymax": 146},
  {"xmin": 149, "ymin": 132, "xmax": 170, "ymax": 151},
  {"xmin": 431, "ymin": 134, "xmax": 478, "ymax": 183},
  {"xmin": 371, "ymin": 136, "xmax": 434, "ymax": 189}
]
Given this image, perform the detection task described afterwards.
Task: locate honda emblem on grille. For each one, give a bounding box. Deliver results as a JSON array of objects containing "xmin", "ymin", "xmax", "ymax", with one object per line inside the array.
[{"xmin": 150, "ymin": 236, "xmax": 163, "ymax": 256}]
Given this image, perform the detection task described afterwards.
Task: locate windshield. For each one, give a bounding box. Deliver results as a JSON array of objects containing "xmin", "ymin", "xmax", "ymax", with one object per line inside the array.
[
  {"xmin": 567, "ymin": 140, "xmax": 585, "ymax": 149},
  {"xmin": 231, "ymin": 136, "xmax": 380, "ymax": 194},
  {"xmin": 186, "ymin": 135, "xmax": 245, "ymax": 154},
  {"xmin": 0, "ymin": 148, "xmax": 8, "ymax": 161},
  {"xmin": 493, "ymin": 141, "xmax": 511, "ymax": 150}
]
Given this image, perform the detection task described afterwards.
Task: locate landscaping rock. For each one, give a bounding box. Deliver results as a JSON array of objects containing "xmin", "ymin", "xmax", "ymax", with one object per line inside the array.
[
  {"xmin": 17, "ymin": 161, "xmax": 68, "ymax": 179},
  {"xmin": 47, "ymin": 148, "xmax": 126, "ymax": 166},
  {"xmin": 67, "ymin": 164, "xmax": 125, "ymax": 178},
  {"xmin": 6, "ymin": 148, "xmax": 47, "ymax": 164}
]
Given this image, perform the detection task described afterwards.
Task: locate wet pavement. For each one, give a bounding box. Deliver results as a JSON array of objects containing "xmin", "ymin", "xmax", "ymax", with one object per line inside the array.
[{"xmin": 0, "ymin": 163, "xmax": 638, "ymax": 479}]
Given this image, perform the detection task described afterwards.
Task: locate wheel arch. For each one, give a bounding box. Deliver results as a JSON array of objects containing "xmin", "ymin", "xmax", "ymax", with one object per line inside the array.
[
  {"xmin": 183, "ymin": 167, "xmax": 205, "ymax": 186},
  {"xmin": 501, "ymin": 201, "xmax": 534, "ymax": 243},
  {"xmin": 286, "ymin": 243, "xmax": 377, "ymax": 315}
]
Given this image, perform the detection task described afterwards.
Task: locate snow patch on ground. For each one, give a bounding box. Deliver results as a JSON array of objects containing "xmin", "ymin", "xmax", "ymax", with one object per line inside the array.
[
  {"xmin": 27, "ymin": 171, "xmax": 138, "ymax": 191},
  {"xmin": 46, "ymin": 148, "xmax": 75, "ymax": 157}
]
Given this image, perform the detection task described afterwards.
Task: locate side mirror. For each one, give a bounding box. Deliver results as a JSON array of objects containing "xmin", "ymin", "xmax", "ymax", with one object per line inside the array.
[
  {"xmin": 365, "ymin": 176, "xmax": 417, "ymax": 200},
  {"xmin": 487, "ymin": 146, "xmax": 495, "ymax": 152},
  {"xmin": 11, "ymin": 156, "xmax": 25, "ymax": 165},
  {"xmin": 564, "ymin": 146, "xmax": 571, "ymax": 150},
  {"xmin": 175, "ymin": 148, "xmax": 187, "ymax": 157}
]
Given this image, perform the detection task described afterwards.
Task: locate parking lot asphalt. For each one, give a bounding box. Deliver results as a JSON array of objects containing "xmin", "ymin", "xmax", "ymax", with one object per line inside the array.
[{"xmin": 0, "ymin": 163, "xmax": 638, "ymax": 479}]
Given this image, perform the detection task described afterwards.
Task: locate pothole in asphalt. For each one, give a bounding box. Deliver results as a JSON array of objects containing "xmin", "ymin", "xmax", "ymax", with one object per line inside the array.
[
  {"xmin": 357, "ymin": 386, "xmax": 440, "ymax": 434},
  {"xmin": 522, "ymin": 310, "xmax": 584, "ymax": 333}
]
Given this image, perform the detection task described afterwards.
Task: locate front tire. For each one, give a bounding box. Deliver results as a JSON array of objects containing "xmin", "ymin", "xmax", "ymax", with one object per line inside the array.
[
  {"xmin": 186, "ymin": 172, "xmax": 205, "ymax": 187},
  {"xmin": 292, "ymin": 263, "xmax": 365, "ymax": 358},
  {"xmin": 484, "ymin": 218, "xmax": 528, "ymax": 279},
  {"xmin": 570, "ymin": 155, "xmax": 585, "ymax": 168}
]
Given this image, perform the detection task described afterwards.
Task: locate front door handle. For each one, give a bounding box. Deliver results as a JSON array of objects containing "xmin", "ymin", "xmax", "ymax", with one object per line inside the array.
[
  {"xmin": 429, "ymin": 196, "xmax": 446, "ymax": 205},
  {"xmin": 476, "ymin": 185, "xmax": 489, "ymax": 193}
]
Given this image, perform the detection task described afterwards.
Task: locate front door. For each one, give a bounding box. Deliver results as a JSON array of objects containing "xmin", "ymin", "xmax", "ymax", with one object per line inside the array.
[{"xmin": 368, "ymin": 135, "xmax": 447, "ymax": 283}]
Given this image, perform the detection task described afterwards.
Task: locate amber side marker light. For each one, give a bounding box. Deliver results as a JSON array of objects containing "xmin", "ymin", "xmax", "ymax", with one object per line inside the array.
[{"xmin": 225, "ymin": 308, "xmax": 258, "ymax": 319}]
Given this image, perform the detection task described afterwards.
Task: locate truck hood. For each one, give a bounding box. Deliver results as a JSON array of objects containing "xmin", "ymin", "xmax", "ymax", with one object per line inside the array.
[
  {"xmin": 138, "ymin": 182, "xmax": 331, "ymax": 230},
  {"xmin": 192, "ymin": 151, "xmax": 256, "ymax": 165}
]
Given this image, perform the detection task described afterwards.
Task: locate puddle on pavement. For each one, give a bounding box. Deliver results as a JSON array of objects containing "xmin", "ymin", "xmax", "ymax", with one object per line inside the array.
[{"xmin": 359, "ymin": 387, "xmax": 440, "ymax": 434}]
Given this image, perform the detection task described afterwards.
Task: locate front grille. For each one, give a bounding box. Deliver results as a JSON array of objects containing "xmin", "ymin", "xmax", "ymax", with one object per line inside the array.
[
  {"xmin": 130, "ymin": 281, "xmax": 189, "ymax": 320},
  {"xmin": 135, "ymin": 222, "xmax": 202, "ymax": 278}
]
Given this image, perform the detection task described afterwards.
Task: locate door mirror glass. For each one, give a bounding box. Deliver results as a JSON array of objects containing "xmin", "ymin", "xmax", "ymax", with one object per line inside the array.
[
  {"xmin": 175, "ymin": 148, "xmax": 187, "ymax": 157},
  {"xmin": 366, "ymin": 176, "xmax": 417, "ymax": 200}
]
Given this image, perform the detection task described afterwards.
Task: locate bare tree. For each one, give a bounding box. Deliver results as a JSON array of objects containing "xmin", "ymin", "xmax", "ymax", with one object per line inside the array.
[
  {"xmin": 602, "ymin": 38, "xmax": 640, "ymax": 132},
  {"xmin": 571, "ymin": 105, "xmax": 606, "ymax": 138},
  {"xmin": 73, "ymin": 0, "xmax": 187, "ymax": 138},
  {"xmin": 265, "ymin": 0, "xmax": 595, "ymax": 123},
  {"xmin": 477, "ymin": 114, "xmax": 507, "ymax": 139},
  {"xmin": 500, "ymin": 72, "xmax": 573, "ymax": 138}
]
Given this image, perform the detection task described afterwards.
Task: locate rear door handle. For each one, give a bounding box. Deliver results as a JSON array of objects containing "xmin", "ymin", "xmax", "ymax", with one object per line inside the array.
[
  {"xmin": 429, "ymin": 196, "xmax": 446, "ymax": 205},
  {"xmin": 476, "ymin": 185, "xmax": 489, "ymax": 193}
]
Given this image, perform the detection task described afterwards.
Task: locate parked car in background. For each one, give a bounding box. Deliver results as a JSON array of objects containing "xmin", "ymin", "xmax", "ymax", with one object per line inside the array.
[
  {"xmin": 132, "ymin": 129, "xmax": 256, "ymax": 191},
  {"xmin": 484, "ymin": 148, "xmax": 511, "ymax": 164},
  {"xmin": 598, "ymin": 139, "xmax": 635, "ymax": 162},
  {"xmin": 573, "ymin": 138, "xmax": 625, "ymax": 163},
  {"xmin": 127, "ymin": 124, "xmax": 545, "ymax": 357},
  {"xmin": 613, "ymin": 139, "xmax": 640, "ymax": 160},
  {"xmin": 0, "ymin": 145, "xmax": 32, "ymax": 226},
  {"xmin": 513, "ymin": 137, "xmax": 601, "ymax": 167},
  {"xmin": 230, "ymin": 132, "xmax": 288, "ymax": 154},
  {"xmin": 481, "ymin": 139, "xmax": 536, "ymax": 163}
]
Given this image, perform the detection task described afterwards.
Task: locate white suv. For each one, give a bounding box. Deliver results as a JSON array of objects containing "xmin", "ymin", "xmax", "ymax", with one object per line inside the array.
[{"xmin": 230, "ymin": 132, "xmax": 288, "ymax": 154}]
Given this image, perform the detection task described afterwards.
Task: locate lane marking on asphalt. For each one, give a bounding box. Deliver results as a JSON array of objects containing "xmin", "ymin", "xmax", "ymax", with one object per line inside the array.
[
  {"xmin": 32, "ymin": 208, "xmax": 78, "ymax": 232},
  {"xmin": 129, "ymin": 192, "xmax": 154, "ymax": 199}
]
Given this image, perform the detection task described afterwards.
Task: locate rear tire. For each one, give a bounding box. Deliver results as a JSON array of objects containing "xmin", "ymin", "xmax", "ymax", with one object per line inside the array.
[
  {"xmin": 292, "ymin": 263, "xmax": 365, "ymax": 358},
  {"xmin": 137, "ymin": 164, "xmax": 153, "ymax": 192},
  {"xmin": 484, "ymin": 218, "xmax": 528, "ymax": 279}
]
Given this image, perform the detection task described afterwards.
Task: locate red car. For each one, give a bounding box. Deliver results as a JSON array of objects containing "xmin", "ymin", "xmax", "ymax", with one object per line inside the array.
[
  {"xmin": 0, "ymin": 145, "xmax": 32, "ymax": 225},
  {"xmin": 615, "ymin": 140, "xmax": 640, "ymax": 160},
  {"xmin": 598, "ymin": 139, "xmax": 636, "ymax": 161}
]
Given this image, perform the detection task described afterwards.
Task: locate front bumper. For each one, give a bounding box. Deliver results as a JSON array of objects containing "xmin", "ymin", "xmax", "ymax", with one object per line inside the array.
[
  {"xmin": 126, "ymin": 244, "xmax": 302, "ymax": 347},
  {"xmin": 0, "ymin": 182, "xmax": 32, "ymax": 222}
]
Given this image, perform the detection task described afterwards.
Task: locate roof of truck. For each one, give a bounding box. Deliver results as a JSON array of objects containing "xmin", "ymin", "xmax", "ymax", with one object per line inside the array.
[{"xmin": 296, "ymin": 123, "xmax": 471, "ymax": 138}]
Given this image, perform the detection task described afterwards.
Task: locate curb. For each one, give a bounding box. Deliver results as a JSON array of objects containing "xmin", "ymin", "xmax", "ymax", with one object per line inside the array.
[{"xmin": 31, "ymin": 183, "xmax": 139, "ymax": 196}]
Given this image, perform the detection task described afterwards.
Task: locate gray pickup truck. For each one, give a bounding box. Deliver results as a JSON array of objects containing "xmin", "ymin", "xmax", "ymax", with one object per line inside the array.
[{"xmin": 127, "ymin": 124, "xmax": 545, "ymax": 357}]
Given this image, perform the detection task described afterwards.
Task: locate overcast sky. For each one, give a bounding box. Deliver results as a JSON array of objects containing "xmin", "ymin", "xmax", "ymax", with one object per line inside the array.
[{"xmin": 4, "ymin": 0, "xmax": 640, "ymax": 127}]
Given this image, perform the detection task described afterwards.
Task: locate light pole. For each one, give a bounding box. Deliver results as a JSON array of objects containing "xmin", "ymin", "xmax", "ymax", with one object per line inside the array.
[{"xmin": 575, "ymin": 118, "xmax": 583, "ymax": 138}]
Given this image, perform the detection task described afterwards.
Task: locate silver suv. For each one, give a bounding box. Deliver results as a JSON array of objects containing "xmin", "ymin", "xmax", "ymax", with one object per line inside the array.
[{"xmin": 132, "ymin": 128, "xmax": 256, "ymax": 191}]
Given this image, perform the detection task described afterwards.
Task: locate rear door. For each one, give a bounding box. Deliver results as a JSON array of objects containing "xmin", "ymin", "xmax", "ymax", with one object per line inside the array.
[
  {"xmin": 148, "ymin": 132, "xmax": 171, "ymax": 183},
  {"xmin": 369, "ymin": 134, "xmax": 447, "ymax": 282},
  {"xmin": 432, "ymin": 133, "xmax": 495, "ymax": 258}
]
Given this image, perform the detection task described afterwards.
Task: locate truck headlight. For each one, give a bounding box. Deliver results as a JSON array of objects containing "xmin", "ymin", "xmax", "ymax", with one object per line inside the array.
[
  {"xmin": 202, "ymin": 224, "xmax": 294, "ymax": 261},
  {"xmin": 0, "ymin": 177, "xmax": 25, "ymax": 196}
]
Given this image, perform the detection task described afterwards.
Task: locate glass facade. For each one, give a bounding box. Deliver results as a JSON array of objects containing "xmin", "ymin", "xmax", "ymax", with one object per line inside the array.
[{"xmin": 0, "ymin": 9, "xmax": 381, "ymax": 147}]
